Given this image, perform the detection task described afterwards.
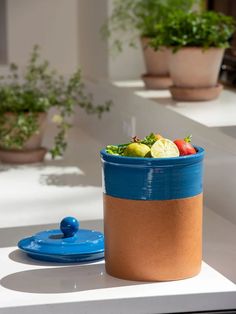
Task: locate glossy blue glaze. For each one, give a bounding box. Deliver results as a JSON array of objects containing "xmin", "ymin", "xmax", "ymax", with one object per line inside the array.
[
  {"xmin": 60, "ymin": 216, "xmax": 79, "ymax": 238},
  {"xmin": 18, "ymin": 217, "xmax": 104, "ymax": 263},
  {"xmin": 25, "ymin": 252, "xmax": 104, "ymax": 263},
  {"xmin": 101, "ymin": 146, "xmax": 205, "ymax": 200}
]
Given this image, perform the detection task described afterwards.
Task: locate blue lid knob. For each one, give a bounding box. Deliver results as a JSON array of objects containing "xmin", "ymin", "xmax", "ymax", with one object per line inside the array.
[{"xmin": 60, "ymin": 217, "xmax": 79, "ymax": 238}]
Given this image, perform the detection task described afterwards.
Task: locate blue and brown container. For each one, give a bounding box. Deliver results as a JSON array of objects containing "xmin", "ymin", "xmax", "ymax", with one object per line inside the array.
[{"xmin": 101, "ymin": 147, "xmax": 205, "ymax": 281}]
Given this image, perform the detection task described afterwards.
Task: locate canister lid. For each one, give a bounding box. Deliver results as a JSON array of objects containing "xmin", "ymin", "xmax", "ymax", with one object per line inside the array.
[{"xmin": 18, "ymin": 217, "xmax": 104, "ymax": 263}]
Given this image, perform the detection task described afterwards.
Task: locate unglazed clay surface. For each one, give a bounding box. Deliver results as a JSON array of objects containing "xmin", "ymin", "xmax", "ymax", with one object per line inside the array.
[{"xmin": 104, "ymin": 193, "xmax": 203, "ymax": 281}]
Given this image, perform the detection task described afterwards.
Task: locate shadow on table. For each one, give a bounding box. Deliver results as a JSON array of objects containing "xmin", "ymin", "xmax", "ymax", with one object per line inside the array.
[
  {"xmin": 0, "ymin": 156, "xmax": 102, "ymax": 188},
  {"xmin": 0, "ymin": 263, "xmax": 142, "ymax": 294},
  {"xmin": 39, "ymin": 172, "xmax": 100, "ymax": 187}
]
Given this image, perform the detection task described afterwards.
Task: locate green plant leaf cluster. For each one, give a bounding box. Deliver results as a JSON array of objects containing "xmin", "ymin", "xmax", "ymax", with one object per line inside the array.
[
  {"xmin": 0, "ymin": 112, "xmax": 39, "ymax": 150},
  {"xmin": 106, "ymin": 144, "xmax": 128, "ymax": 155},
  {"xmin": 150, "ymin": 11, "xmax": 236, "ymax": 51},
  {"xmin": 105, "ymin": 133, "xmax": 158, "ymax": 155},
  {"xmin": 101, "ymin": 0, "xmax": 199, "ymax": 53},
  {"xmin": 0, "ymin": 46, "xmax": 112, "ymax": 157}
]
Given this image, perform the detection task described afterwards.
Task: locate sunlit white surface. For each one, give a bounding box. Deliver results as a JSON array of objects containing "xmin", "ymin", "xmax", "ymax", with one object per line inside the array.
[
  {"xmin": 113, "ymin": 80, "xmax": 144, "ymax": 88},
  {"xmin": 1, "ymin": 205, "xmax": 236, "ymax": 313},
  {"xmin": 113, "ymin": 80, "xmax": 236, "ymax": 127},
  {"xmin": 167, "ymin": 88, "xmax": 236, "ymax": 127},
  {"xmin": 0, "ymin": 127, "xmax": 104, "ymax": 228},
  {"xmin": 0, "ymin": 248, "xmax": 235, "ymax": 314},
  {"xmin": 135, "ymin": 89, "xmax": 171, "ymax": 99}
]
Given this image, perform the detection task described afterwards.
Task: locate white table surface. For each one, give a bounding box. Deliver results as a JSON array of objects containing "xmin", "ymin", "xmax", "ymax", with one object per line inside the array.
[
  {"xmin": 0, "ymin": 243, "xmax": 235, "ymax": 314},
  {"xmin": 0, "ymin": 127, "xmax": 236, "ymax": 313}
]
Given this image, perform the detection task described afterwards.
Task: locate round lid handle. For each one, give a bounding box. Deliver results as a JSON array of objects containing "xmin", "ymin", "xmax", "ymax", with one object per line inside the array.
[{"xmin": 60, "ymin": 217, "xmax": 79, "ymax": 238}]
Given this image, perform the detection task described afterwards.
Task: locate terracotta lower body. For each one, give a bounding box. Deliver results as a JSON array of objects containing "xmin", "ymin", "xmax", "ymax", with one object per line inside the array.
[{"xmin": 104, "ymin": 193, "xmax": 202, "ymax": 281}]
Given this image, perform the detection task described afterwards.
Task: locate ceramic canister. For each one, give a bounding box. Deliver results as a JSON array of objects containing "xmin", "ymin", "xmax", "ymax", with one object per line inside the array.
[{"xmin": 101, "ymin": 147, "xmax": 205, "ymax": 281}]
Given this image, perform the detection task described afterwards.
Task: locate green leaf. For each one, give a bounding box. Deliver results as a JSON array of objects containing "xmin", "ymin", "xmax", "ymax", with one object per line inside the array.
[
  {"xmin": 150, "ymin": 11, "xmax": 235, "ymax": 51},
  {"xmin": 106, "ymin": 143, "xmax": 129, "ymax": 155},
  {"xmin": 141, "ymin": 133, "xmax": 157, "ymax": 147},
  {"xmin": 184, "ymin": 135, "xmax": 192, "ymax": 143}
]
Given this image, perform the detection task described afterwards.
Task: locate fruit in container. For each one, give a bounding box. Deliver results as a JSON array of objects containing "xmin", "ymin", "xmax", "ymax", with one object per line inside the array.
[
  {"xmin": 106, "ymin": 133, "xmax": 197, "ymax": 158},
  {"xmin": 150, "ymin": 138, "xmax": 179, "ymax": 158},
  {"xmin": 123, "ymin": 143, "xmax": 150, "ymax": 157},
  {"xmin": 174, "ymin": 135, "xmax": 196, "ymax": 156}
]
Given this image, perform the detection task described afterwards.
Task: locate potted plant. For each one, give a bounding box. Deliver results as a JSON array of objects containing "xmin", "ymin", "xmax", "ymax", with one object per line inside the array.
[
  {"xmin": 0, "ymin": 46, "xmax": 111, "ymax": 164},
  {"xmin": 102, "ymin": 0, "xmax": 198, "ymax": 89},
  {"xmin": 150, "ymin": 11, "xmax": 236, "ymax": 101}
]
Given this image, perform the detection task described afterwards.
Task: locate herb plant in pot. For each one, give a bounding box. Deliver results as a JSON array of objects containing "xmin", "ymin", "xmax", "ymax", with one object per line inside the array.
[
  {"xmin": 150, "ymin": 11, "xmax": 236, "ymax": 101},
  {"xmin": 0, "ymin": 46, "xmax": 111, "ymax": 164},
  {"xmin": 102, "ymin": 0, "xmax": 197, "ymax": 89}
]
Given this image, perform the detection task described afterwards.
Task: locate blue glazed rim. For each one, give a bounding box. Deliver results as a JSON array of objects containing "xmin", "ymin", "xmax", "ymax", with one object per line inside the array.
[{"xmin": 100, "ymin": 146, "xmax": 204, "ymax": 166}]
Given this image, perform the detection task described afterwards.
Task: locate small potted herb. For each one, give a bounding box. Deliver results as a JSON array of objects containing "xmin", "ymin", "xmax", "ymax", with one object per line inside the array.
[
  {"xmin": 0, "ymin": 46, "xmax": 111, "ymax": 164},
  {"xmin": 150, "ymin": 11, "xmax": 236, "ymax": 101},
  {"xmin": 102, "ymin": 0, "xmax": 197, "ymax": 89}
]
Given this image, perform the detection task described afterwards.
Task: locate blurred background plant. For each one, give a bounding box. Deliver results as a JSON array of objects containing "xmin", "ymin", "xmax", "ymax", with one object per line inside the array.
[
  {"xmin": 0, "ymin": 45, "xmax": 112, "ymax": 158},
  {"xmin": 101, "ymin": 0, "xmax": 203, "ymax": 54},
  {"xmin": 150, "ymin": 10, "xmax": 236, "ymax": 52}
]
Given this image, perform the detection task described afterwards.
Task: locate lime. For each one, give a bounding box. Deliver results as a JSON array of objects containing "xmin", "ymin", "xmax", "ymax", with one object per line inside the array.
[
  {"xmin": 124, "ymin": 143, "xmax": 150, "ymax": 157},
  {"xmin": 150, "ymin": 138, "xmax": 179, "ymax": 158}
]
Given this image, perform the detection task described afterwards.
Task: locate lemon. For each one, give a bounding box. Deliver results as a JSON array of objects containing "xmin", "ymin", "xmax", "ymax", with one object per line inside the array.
[
  {"xmin": 150, "ymin": 138, "xmax": 179, "ymax": 158},
  {"xmin": 124, "ymin": 143, "xmax": 150, "ymax": 157}
]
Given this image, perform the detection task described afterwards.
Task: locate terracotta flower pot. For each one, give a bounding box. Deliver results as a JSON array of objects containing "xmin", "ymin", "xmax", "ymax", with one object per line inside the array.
[
  {"xmin": 141, "ymin": 37, "xmax": 172, "ymax": 89},
  {"xmin": 168, "ymin": 47, "xmax": 225, "ymax": 101},
  {"xmin": 101, "ymin": 147, "xmax": 205, "ymax": 282},
  {"xmin": 0, "ymin": 112, "xmax": 47, "ymax": 164}
]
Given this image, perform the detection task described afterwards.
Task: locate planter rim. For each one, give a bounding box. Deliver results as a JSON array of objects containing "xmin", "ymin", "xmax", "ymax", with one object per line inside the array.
[
  {"xmin": 168, "ymin": 46, "xmax": 225, "ymax": 51},
  {"xmin": 101, "ymin": 146, "xmax": 204, "ymax": 166}
]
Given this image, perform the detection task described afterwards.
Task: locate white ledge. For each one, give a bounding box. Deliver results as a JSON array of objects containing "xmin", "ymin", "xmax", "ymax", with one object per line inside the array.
[{"xmin": 113, "ymin": 80, "xmax": 236, "ymax": 128}]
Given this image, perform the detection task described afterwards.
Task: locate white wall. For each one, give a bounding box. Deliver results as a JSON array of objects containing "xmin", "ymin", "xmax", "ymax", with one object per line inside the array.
[
  {"xmin": 78, "ymin": 0, "xmax": 109, "ymax": 80},
  {"xmin": 77, "ymin": 0, "xmax": 145, "ymax": 81},
  {"xmin": 6, "ymin": 0, "xmax": 79, "ymax": 75},
  {"xmin": 107, "ymin": 0, "xmax": 145, "ymax": 80},
  {"xmin": 1, "ymin": 0, "xmax": 144, "ymax": 80}
]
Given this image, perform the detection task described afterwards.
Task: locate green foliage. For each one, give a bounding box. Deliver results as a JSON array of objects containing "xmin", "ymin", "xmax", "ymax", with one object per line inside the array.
[
  {"xmin": 141, "ymin": 133, "xmax": 157, "ymax": 147},
  {"xmin": 101, "ymin": 0, "xmax": 199, "ymax": 53},
  {"xmin": 150, "ymin": 11, "xmax": 236, "ymax": 51},
  {"xmin": 0, "ymin": 46, "xmax": 112, "ymax": 157},
  {"xmin": 105, "ymin": 133, "xmax": 158, "ymax": 155},
  {"xmin": 106, "ymin": 144, "xmax": 128, "ymax": 155},
  {"xmin": 0, "ymin": 112, "xmax": 39, "ymax": 150}
]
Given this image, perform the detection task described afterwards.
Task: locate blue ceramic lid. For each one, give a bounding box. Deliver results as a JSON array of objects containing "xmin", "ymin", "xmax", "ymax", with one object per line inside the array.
[{"xmin": 18, "ymin": 217, "xmax": 104, "ymax": 263}]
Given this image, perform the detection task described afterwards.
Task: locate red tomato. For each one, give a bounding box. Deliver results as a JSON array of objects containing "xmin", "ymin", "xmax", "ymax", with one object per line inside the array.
[{"xmin": 174, "ymin": 136, "xmax": 196, "ymax": 156}]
